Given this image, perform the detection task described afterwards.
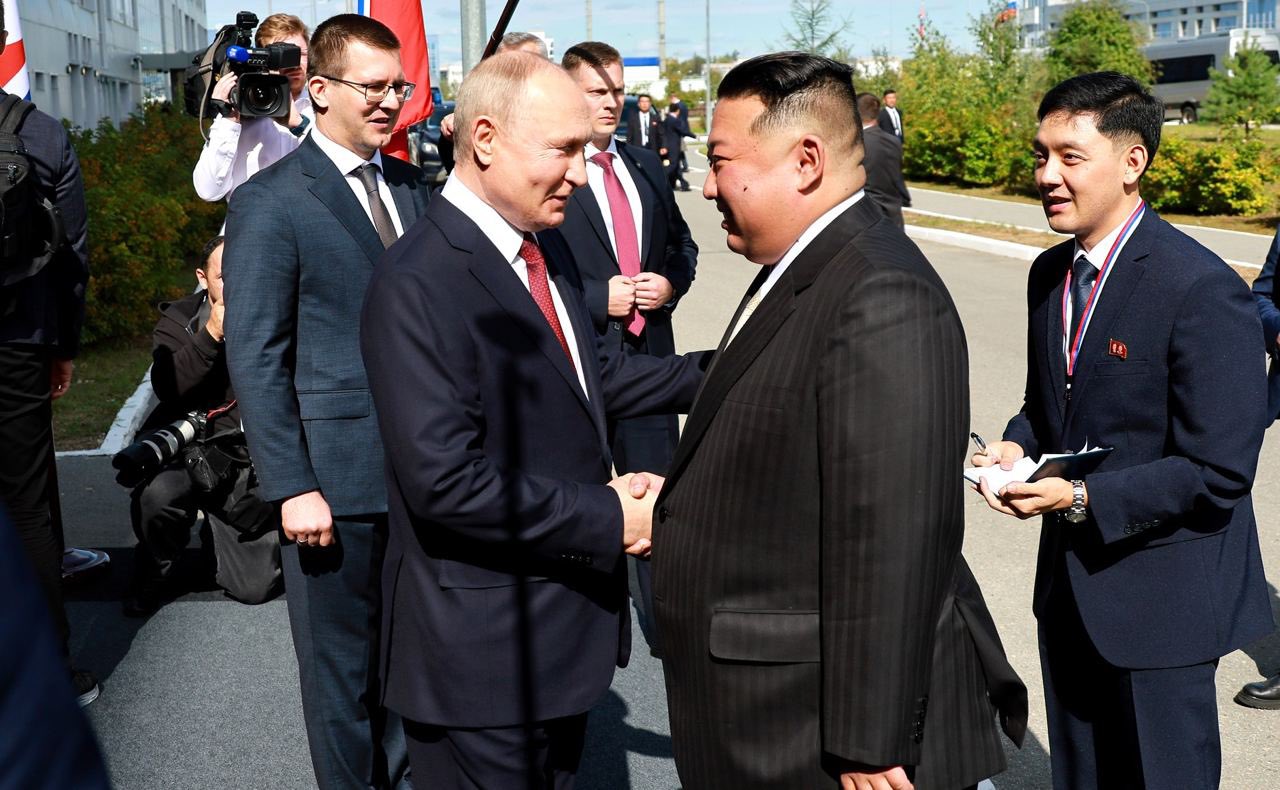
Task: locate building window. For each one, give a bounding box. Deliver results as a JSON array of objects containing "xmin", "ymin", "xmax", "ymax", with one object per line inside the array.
[
  {"xmin": 1218, "ymin": 15, "xmax": 1237, "ymax": 26},
  {"xmin": 1155, "ymin": 21, "xmax": 1175, "ymax": 36},
  {"xmin": 33, "ymin": 72, "xmax": 45, "ymax": 91}
]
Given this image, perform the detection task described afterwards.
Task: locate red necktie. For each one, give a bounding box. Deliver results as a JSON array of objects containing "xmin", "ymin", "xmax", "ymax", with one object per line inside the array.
[
  {"xmin": 519, "ymin": 236, "xmax": 576, "ymax": 370},
  {"xmin": 589, "ymin": 151, "xmax": 645, "ymax": 336}
]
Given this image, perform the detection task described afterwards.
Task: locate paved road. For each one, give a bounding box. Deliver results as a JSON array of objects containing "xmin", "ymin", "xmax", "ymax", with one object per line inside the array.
[
  {"xmin": 909, "ymin": 186, "xmax": 1276, "ymax": 267},
  {"xmin": 63, "ymin": 172, "xmax": 1279, "ymax": 788}
]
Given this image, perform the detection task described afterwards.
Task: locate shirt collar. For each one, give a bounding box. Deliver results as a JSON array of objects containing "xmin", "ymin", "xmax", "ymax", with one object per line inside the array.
[
  {"xmin": 757, "ymin": 190, "xmax": 866, "ymax": 296},
  {"xmin": 441, "ymin": 174, "xmax": 527, "ymax": 265},
  {"xmin": 310, "ymin": 123, "xmax": 382, "ymax": 176},
  {"xmin": 1074, "ymin": 202, "xmax": 1142, "ymax": 270},
  {"xmin": 585, "ymin": 137, "xmax": 619, "ymax": 164}
]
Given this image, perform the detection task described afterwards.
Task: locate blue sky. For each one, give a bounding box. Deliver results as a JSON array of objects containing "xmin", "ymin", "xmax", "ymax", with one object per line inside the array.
[{"xmin": 207, "ymin": 0, "xmax": 988, "ymax": 67}]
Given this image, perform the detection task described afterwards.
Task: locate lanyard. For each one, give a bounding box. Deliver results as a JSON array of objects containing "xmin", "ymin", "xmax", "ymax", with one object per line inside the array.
[{"xmin": 1061, "ymin": 201, "xmax": 1145, "ymax": 378}]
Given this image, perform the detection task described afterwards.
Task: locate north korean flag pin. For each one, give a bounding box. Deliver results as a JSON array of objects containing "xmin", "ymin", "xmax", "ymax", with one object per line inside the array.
[{"xmin": 1108, "ymin": 339, "xmax": 1128, "ymax": 360}]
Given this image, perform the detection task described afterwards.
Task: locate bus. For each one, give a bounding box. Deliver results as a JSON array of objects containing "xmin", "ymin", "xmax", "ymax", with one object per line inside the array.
[{"xmin": 1147, "ymin": 28, "xmax": 1280, "ymax": 123}]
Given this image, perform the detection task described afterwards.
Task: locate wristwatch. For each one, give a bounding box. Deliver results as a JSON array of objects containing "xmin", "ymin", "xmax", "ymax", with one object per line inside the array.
[
  {"xmin": 289, "ymin": 115, "xmax": 311, "ymax": 137},
  {"xmin": 1063, "ymin": 479, "xmax": 1087, "ymax": 523}
]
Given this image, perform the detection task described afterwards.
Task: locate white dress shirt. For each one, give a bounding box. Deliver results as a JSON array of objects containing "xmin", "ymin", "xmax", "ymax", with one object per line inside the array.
[
  {"xmin": 440, "ymin": 175, "xmax": 589, "ymax": 397},
  {"xmin": 584, "ymin": 138, "xmax": 645, "ymax": 263},
  {"xmin": 887, "ymin": 106, "xmax": 902, "ymax": 136},
  {"xmin": 192, "ymin": 91, "xmax": 313, "ymax": 203},
  {"xmin": 309, "ymin": 124, "xmax": 406, "ymax": 238}
]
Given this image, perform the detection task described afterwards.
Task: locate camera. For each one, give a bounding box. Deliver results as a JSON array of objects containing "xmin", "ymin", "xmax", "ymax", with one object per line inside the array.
[
  {"xmin": 185, "ymin": 11, "xmax": 301, "ymax": 121},
  {"xmin": 112, "ymin": 412, "xmax": 207, "ymax": 488}
]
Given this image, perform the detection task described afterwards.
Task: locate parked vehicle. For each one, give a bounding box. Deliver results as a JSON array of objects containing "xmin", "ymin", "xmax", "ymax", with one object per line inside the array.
[
  {"xmin": 408, "ymin": 100, "xmax": 455, "ymax": 184},
  {"xmin": 1147, "ymin": 28, "xmax": 1280, "ymax": 123}
]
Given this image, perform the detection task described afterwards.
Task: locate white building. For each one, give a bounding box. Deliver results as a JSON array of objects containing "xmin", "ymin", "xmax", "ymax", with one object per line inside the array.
[{"xmin": 1019, "ymin": 0, "xmax": 1277, "ymax": 47}]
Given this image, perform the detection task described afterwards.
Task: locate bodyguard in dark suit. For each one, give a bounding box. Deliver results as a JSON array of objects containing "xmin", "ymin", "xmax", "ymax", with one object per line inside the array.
[
  {"xmin": 857, "ymin": 92, "xmax": 912, "ymax": 228},
  {"xmin": 360, "ymin": 52, "xmax": 706, "ymax": 789},
  {"xmin": 558, "ymin": 42, "xmax": 698, "ymax": 655},
  {"xmin": 661, "ymin": 103, "xmax": 695, "ymax": 191},
  {"xmin": 974, "ymin": 72, "xmax": 1273, "ymax": 788},
  {"xmin": 224, "ymin": 16, "xmax": 429, "ymax": 789},
  {"xmin": 877, "ymin": 88, "xmax": 904, "ymax": 140},
  {"xmin": 653, "ymin": 53, "xmax": 1025, "ymax": 790},
  {"xmin": 624, "ymin": 93, "xmax": 662, "ymax": 153}
]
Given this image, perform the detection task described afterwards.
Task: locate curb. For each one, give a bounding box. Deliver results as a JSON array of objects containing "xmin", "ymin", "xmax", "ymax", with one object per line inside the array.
[
  {"xmin": 904, "ymin": 223, "xmax": 1046, "ymax": 262},
  {"xmin": 57, "ymin": 367, "xmax": 155, "ymax": 459}
]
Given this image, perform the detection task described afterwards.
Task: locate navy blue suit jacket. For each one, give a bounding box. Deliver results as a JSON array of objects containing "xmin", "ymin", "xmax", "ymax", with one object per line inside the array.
[
  {"xmin": 360, "ymin": 195, "xmax": 707, "ymax": 727},
  {"xmin": 1004, "ymin": 210, "xmax": 1273, "ymax": 669},
  {"xmin": 559, "ymin": 142, "xmax": 696, "ymax": 357},
  {"xmin": 1250, "ymin": 225, "xmax": 1280, "ymax": 420},
  {"xmin": 224, "ymin": 135, "xmax": 430, "ymax": 516},
  {"xmin": 0, "ymin": 91, "xmax": 89, "ymax": 356}
]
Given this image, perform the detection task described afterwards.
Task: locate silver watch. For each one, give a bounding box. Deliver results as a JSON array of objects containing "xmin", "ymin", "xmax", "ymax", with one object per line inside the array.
[{"xmin": 1063, "ymin": 479, "xmax": 1087, "ymax": 523}]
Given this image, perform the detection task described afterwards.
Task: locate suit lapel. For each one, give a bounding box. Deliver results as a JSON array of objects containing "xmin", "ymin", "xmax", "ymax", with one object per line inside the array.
[
  {"xmin": 300, "ymin": 137, "xmax": 386, "ymax": 266},
  {"xmin": 1044, "ymin": 248, "xmax": 1070, "ymax": 421},
  {"xmin": 618, "ymin": 144, "xmax": 655, "ymax": 264},
  {"xmin": 546, "ymin": 252, "xmax": 610, "ymax": 451},
  {"xmin": 568, "ymin": 188, "xmax": 617, "ymax": 268},
  {"xmin": 384, "ymin": 163, "xmax": 422, "ymax": 232}
]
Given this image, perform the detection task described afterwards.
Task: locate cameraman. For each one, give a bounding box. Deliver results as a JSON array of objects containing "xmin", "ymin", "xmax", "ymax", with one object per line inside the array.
[
  {"xmin": 192, "ymin": 13, "xmax": 312, "ymax": 203},
  {"xmin": 124, "ymin": 236, "xmax": 280, "ymax": 616}
]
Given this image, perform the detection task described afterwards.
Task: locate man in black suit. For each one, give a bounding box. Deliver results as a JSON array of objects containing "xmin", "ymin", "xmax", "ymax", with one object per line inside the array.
[
  {"xmin": 858, "ymin": 92, "xmax": 911, "ymax": 228},
  {"xmin": 652, "ymin": 53, "xmax": 1025, "ymax": 790},
  {"xmin": 624, "ymin": 93, "xmax": 662, "ymax": 153},
  {"xmin": 974, "ymin": 72, "xmax": 1273, "ymax": 788},
  {"xmin": 878, "ymin": 88, "xmax": 904, "ymax": 140},
  {"xmin": 661, "ymin": 101, "xmax": 695, "ymax": 191},
  {"xmin": 224, "ymin": 15, "xmax": 430, "ymax": 789},
  {"xmin": 360, "ymin": 51, "xmax": 707, "ymax": 789},
  {"xmin": 0, "ymin": 10, "xmax": 97, "ymax": 705},
  {"xmin": 558, "ymin": 41, "xmax": 698, "ymax": 656}
]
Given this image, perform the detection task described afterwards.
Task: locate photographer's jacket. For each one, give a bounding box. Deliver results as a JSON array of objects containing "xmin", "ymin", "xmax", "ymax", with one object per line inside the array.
[{"xmin": 142, "ymin": 290, "xmax": 241, "ymax": 447}]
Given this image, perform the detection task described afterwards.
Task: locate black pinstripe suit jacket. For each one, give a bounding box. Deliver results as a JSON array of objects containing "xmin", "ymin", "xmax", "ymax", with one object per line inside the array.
[{"xmin": 651, "ymin": 197, "xmax": 1027, "ymax": 789}]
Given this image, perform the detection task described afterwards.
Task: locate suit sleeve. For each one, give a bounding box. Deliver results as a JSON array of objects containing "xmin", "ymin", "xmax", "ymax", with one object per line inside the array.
[
  {"xmin": 817, "ymin": 268, "xmax": 967, "ymax": 768},
  {"xmin": 223, "ymin": 180, "xmax": 320, "ymax": 502},
  {"xmin": 360, "ymin": 262, "xmax": 624, "ymax": 571},
  {"xmin": 1251, "ymin": 227, "xmax": 1280, "ymax": 355},
  {"xmin": 595, "ymin": 334, "xmax": 709, "ymax": 420},
  {"xmin": 1002, "ymin": 264, "xmax": 1049, "ymax": 459},
  {"xmin": 53, "ymin": 126, "xmax": 89, "ymax": 358},
  {"xmin": 1085, "ymin": 267, "xmax": 1267, "ymax": 545}
]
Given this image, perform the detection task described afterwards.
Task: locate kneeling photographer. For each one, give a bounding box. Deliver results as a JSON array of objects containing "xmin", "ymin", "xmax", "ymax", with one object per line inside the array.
[
  {"xmin": 117, "ymin": 236, "xmax": 280, "ymax": 616},
  {"xmin": 191, "ymin": 12, "xmax": 312, "ymax": 204}
]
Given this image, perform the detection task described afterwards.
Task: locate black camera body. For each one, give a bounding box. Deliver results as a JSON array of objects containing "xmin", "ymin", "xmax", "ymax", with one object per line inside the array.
[
  {"xmin": 112, "ymin": 412, "xmax": 207, "ymax": 488},
  {"xmin": 185, "ymin": 11, "xmax": 301, "ymax": 121}
]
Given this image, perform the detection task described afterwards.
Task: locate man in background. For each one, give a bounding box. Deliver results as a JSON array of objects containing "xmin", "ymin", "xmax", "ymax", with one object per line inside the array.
[
  {"xmin": 625, "ymin": 93, "xmax": 662, "ymax": 153},
  {"xmin": 224, "ymin": 14, "xmax": 430, "ymax": 788},
  {"xmin": 858, "ymin": 92, "xmax": 911, "ymax": 228},
  {"xmin": 878, "ymin": 88, "xmax": 904, "ymax": 140}
]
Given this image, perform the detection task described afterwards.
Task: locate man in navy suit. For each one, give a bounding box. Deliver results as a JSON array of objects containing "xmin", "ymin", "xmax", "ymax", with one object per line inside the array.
[
  {"xmin": 224, "ymin": 15, "xmax": 429, "ymax": 789},
  {"xmin": 974, "ymin": 72, "xmax": 1273, "ymax": 788},
  {"xmin": 558, "ymin": 41, "xmax": 698, "ymax": 656},
  {"xmin": 360, "ymin": 51, "xmax": 707, "ymax": 789}
]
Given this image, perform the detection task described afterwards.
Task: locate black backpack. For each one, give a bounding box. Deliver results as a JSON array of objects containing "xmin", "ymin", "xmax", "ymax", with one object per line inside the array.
[{"xmin": 0, "ymin": 94, "xmax": 66, "ymax": 287}]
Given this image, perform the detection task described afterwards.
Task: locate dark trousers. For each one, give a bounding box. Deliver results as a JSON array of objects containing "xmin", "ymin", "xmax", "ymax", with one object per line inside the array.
[
  {"xmin": 1040, "ymin": 581, "xmax": 1221, "ymax": 790},
  {"xmin": 0, "ymin": 343, "xmax": 67, "ymax": 650},
  {"xmin": 403, "ymin": 714, "xmax": 588, "ymax": 790},
  {"xmin": 281, "ymin": 513, "xmax": 409, "ymax": 790}
]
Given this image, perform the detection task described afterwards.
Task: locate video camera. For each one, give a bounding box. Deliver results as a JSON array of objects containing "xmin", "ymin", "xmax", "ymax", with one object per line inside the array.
[{"xmin": 185, "ymin": 11, "xmax": 301, "ymax": 122}]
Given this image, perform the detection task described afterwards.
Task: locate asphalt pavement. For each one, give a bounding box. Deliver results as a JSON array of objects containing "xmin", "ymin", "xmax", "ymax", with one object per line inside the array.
[{"xmin": 61, "ymin": 161, "xmax": 1280, "ymax": 788}]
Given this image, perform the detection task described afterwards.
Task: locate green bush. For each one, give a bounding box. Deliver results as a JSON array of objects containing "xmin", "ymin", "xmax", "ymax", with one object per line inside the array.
[
  {"xmin": 1144, "ymin": 136, "xmax": 1277, "ymax": 215},
  {"xmin": 69, "ymin": 102, "xmax": 224, "ymax": 347}
]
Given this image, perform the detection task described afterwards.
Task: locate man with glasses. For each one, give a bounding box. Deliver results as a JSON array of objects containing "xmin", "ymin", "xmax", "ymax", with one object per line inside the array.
[{"xmin": 223, "ymin": 14, "xmax": 429, "ymax": 790}]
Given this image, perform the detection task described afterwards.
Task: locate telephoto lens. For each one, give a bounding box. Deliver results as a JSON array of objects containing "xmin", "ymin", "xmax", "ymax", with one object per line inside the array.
[{"xmin": 111, "ymin": 412, "xmax": 206, "ymax": 488}]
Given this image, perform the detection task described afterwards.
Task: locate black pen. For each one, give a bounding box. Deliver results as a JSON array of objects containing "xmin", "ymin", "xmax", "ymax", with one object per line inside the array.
[{"xmin": 970, "ymin": 432, "xmax": 988, "ymax": 454}]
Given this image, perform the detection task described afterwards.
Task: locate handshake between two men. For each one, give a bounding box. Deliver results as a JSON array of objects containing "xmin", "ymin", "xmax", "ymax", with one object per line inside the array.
[{"xmin": 608, "ymin": 471, "xmax": 665, "ymax": 558}]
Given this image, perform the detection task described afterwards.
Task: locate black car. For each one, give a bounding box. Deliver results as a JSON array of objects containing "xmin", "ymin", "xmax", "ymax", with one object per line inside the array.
[
  {"xmin": 409, "ymin": 100, "xmax": 455, "ymax": 184},
  {"xmin": 613, "ymin": 95, "xmax": 639, "ymax": 143}
]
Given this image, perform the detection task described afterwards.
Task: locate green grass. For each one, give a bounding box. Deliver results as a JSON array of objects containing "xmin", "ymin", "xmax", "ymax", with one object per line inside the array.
[{"xmin": 53, "ymin": 336, "xmax": 154, "ymax": 451}]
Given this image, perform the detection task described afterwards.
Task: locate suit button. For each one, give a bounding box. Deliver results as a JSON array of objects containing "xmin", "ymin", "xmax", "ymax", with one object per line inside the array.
[{"xmin": 657, "ymin": 505, "xmax": 670, "ymax": 523}]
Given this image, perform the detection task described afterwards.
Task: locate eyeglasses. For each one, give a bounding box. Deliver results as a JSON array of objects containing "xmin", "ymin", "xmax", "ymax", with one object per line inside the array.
[{"xmin": 320, "ymin": 75, "xmax": 416, "ymax": 104}]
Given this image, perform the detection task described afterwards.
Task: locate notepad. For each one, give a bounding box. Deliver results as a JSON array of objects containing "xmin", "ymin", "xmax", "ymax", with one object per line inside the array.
[{"xmin": 964, "ymin": 443, "xmax": 1113, "ymax": 492}]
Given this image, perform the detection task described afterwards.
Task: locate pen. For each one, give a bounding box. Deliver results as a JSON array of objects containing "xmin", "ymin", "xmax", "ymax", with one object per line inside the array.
[{"xmin": 970, "ymin": 432, "xmax": 988, "ymax": 453}]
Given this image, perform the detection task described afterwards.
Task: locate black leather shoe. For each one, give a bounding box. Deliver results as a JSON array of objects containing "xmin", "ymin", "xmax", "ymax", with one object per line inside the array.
[{"xmin": 1234, "ymin": 673, "xmax": 1280, "ymax": 709}]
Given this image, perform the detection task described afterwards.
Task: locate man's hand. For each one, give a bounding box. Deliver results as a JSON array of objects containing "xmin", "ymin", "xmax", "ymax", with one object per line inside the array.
[
  {"xmin": 970, "ymin": 440, "xmax": 1024, "ymax": 471},
  {"xmin": 608, "ymin": 275, "xmax": 637, "ymax": 318},
  {"xmin": 632, "ymin": 272, "xmax": 674, "ymax": 311},
  {"xmin": 608, "ymin": 474, "xmax": 656, "ymax": 556},
  {"xmin": 50, "ymin": 359, "xmax": 73, "ymax": 400},
  {"xmin": 980, "ymin": 476, "xmax": 1077, "ymax": 520},
  {"xmin": 211, "ymin": 74, "xmax": 241, "ymax": 122},
  {"xmin": 628, "ymin": 472, "xmax": 665, "ymax": 498},
  {"xmin": 841, "ymin": 765, "xmax": 913, "ymax": 790},
  {"xmin": 281, "ymin": 490, "xmax": 334, "ymax": 547},
  {"xmin": 275, "ymin": 99, "xmax": 303, "ymax": 129},
  {"xmin": 440, "ymin": 112, "xmax": 456, "ymax": 140},
  {"xmin": 206, "ymin": 300, "xmax": 226, "ymax": 342}
]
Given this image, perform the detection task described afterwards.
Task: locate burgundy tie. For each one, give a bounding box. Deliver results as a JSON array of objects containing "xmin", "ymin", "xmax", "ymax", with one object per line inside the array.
[
  {"xmin": 588, "ymin": 151, "xmax": 645, "ymax": 336},
  {"xmin": 519, "ymin": 236, "xmax": 576, "ymax": 370}
]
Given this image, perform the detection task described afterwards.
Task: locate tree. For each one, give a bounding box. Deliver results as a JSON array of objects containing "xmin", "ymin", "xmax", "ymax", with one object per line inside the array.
[
  {"xmin": 1202, "ymin": 38, "xmax": 1280, "ymax": 136},
  {"xmin": 782, "ymin": 0, "xmax": 849, "ymax": 57},
  {"xmin": 1044, "ymin": 0, "xmax": 1154, "ymax": 88}
]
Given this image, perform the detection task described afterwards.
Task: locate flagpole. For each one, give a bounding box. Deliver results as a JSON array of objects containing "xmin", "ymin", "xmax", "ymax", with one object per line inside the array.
[{"xmin": 483, "ymin": 0, "xmax": 523, "ymax": 59}]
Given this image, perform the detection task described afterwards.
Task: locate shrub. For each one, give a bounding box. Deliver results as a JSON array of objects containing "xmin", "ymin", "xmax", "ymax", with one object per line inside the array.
[{"xmin": 1144, "ymin": 136, "xmax": 1277, "ymax": 215}]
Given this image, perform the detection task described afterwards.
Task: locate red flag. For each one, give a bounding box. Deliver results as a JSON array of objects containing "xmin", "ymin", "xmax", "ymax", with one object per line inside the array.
[{"xmin": 368, "ymin": 0, "xmax": 433, "ymax": 161}]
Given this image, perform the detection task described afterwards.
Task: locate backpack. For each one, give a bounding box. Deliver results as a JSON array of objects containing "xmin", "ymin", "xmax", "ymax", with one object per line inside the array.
[{"xmin": 0, "ymin": 94, "xmax": 66, "ymax": 287}]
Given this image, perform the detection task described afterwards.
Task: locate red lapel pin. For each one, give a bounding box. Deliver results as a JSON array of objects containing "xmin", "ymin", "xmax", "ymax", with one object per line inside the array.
[{"xmin": 1108, "ymin": 339, "xmax": 1128, "ymax": 360}]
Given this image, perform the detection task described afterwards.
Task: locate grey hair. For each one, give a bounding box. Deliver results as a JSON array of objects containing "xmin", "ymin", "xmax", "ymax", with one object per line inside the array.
[
  {"xmin": 498, "ymin": 32, "xmax": 549, "ymax": 59},
  {"xmin": 453, "ymin": 51, "xmax": 561, "ymax": 162}
]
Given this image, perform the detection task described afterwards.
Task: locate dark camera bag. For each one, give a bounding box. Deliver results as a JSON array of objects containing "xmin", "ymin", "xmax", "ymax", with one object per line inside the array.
[{"xmin": 0, "ymin": 95, "xmax": 66, "ymax": 287}]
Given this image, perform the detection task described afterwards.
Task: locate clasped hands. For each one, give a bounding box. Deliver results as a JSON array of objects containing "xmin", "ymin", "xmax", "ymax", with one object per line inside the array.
[
  {"xmin": 608, "ymin": 273, "xmax": 675, "ymax": 318},
  {"xmin": 607, "ymin": 472, "xmax": 665, "ymax": 557},
  {"xmin": 970, "ymin": 440, "xmax": 1077, "ymax": 519}
]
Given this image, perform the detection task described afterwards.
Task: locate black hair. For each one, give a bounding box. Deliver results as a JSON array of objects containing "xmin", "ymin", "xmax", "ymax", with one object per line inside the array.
[
  {"xmin": 717, "ymin": 52, "xmax": 860, "ymax": 147},
  {"xmin": 638, "ymin": 93, "xmax": 652, "ymax": 101},
  {"xmin": 199, "ymin": 236, "xmax": 225, "ymax": 268},
  {"xmin": 1038, "ymin": 71, "xmax": 1163, "ymax": 171},
  {"xmin": 883, "ymin": 88, "xmax": 896, "ymax": 96}
]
